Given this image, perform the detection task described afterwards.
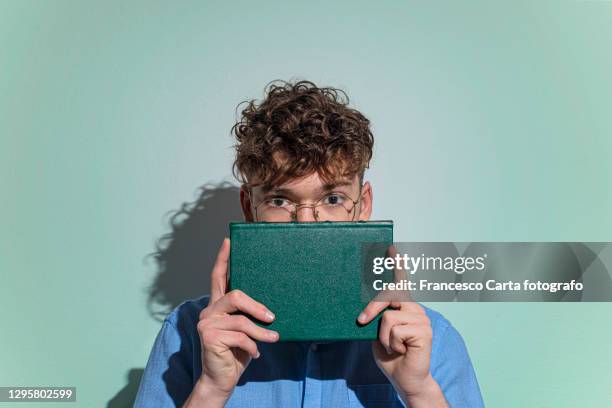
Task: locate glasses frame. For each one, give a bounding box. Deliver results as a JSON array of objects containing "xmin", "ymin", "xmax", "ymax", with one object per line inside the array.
[{"xmin": 249, "ymin": 185, "xmax": 364, "ymax": 222}]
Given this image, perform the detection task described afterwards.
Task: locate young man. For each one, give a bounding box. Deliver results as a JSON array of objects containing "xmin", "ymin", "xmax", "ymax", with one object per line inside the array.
[{"xmin": 134, "ymin": 80, "xmax": 484, "ymax": 407}]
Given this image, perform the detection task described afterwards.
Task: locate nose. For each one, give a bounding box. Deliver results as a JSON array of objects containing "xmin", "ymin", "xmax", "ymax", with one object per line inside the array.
[{"xmin": 294, "ymin": 205, "xmax": 318, "ymax": 222}]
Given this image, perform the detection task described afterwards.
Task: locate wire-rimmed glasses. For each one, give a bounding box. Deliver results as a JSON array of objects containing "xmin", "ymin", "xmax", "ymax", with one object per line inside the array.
[{"xmin": 250, "ymin": 189, "xmax": 362, "ymax": 222}]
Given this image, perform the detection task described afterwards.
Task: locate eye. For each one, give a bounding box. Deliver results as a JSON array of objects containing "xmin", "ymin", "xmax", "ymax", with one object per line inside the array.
[
  {"xmin": 321, "ymin": 193, "xmax": 346, "ymax": 206},
  {"xmin": 265, "ymin": 197, "xmax": 292, "ymax": 208}
]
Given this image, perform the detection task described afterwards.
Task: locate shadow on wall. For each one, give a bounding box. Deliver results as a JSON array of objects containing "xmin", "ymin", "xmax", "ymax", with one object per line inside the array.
[
  {"xmin": 146, "ymin": 181, "xmax": 243, "ymax": 321},
  {"xmin": 106, "ymin": 182, "xmax": 242, "ymax": 407},
  {"xmin": 107, "ymin": 369, "xmax": 144, "ymax": 408}
]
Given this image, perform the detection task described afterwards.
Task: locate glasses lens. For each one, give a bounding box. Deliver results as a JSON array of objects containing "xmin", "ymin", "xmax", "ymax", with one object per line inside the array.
[
  {"xmin": 315, "ymin": 193, "xmax": 356, "ymax": 222},
  {"xmin": 256, "ymin": 199, "xmax": 295, "ymax": 222}
]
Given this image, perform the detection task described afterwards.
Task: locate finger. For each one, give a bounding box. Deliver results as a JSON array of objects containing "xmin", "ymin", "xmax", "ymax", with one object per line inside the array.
[
  {"xmin": 209, "ymin": 289, "xmax": 275, "ymax": 323},
  {"xmin": 379, "ymin": 310, "xmax": 429, "ymax": 354},
  {"xmin": 210, "ymin": 314, "xmax": 279, "ymax": 343},
  {"xmin": 387, "ymin": 245, "xmax": 413, "ymax": 302},
  {"xmin": 378, "ymin": 310, "xmax": 406, "ymax": 354},
  {"xmin": 387, "ymin": 298, "xmax": 423, "ymax": 311},
  {"xmin": 389, "ymin": 323, "xmax": 431, "ymax": 354},
  {"xmin": 357, "ymin": 298, "xmax": 390, "ymax": 325},
  {"xmin": 210, "ymin": 238, "xmax": 230, "ymax": 304},
  {"xmin": 216, "ymin": 329, "xmax": 261, "ymax": 359},
  {"xmin": 387, "ymin": 244, "xmax": 398, "ymax": 259},
  {"xmin": 386, "ymin": 244, "xmax": 403, "ymax": 285},
  {"xmin": 358, "ymin": 247, "xmax": 398, "ymax": 322},
  {"xmin": 399, "ymin": 300, "xmax": 426, "ymax": 314}
]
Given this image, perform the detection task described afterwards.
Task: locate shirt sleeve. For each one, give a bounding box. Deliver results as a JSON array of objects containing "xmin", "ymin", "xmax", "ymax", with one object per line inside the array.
[
  {"xmin": 430, "ymin": 322, "xmax": 485, "ymax": 408},
  {"xmin": 134, "ymin": 318, "xmax": 195, "ymax": 408}
]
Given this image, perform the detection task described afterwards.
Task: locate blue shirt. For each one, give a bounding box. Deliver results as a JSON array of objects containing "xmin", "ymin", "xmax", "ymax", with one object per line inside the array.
[{"xmin": 134, "ymin": 295, "xmax": 484, "ymax": 407}]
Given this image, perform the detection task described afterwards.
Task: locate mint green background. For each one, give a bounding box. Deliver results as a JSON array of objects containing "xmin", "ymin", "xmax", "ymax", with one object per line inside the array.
[{"xmin": 2, "ymin": 1, "xmax": 611, "ymax": 406}]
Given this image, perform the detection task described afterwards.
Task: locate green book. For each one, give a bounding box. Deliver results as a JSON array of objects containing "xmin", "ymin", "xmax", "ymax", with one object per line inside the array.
[{"xmin": 228, "ymin": 221, "xmax": 393, "ymax": 342}]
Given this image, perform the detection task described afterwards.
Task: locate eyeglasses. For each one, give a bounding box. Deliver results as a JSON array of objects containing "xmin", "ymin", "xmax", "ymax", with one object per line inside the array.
[{"xmin": 250, "ymin": 188, "xmax": 362, "ymax": 222}]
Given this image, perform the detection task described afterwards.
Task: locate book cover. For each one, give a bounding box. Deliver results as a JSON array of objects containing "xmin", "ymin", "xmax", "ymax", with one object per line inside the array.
[{"xmin": 228, "ymin": 221, "xmax": 393, "ymax": 341}]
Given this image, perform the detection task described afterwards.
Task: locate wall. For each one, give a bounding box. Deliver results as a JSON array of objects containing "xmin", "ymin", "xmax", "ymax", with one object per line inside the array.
[{"xmin": 2, "ymin": 1, "xmax": 611, "ymax": 406}]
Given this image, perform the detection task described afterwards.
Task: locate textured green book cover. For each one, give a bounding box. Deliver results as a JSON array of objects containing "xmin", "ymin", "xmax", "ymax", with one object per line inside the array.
[{"xmin": 228, "ymin": 221, "xmax": 393, "ymax": 341}]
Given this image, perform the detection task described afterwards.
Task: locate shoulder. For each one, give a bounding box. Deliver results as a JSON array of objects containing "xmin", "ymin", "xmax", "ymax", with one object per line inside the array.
[
  {"xmin": 417, "ymin": 305, "xmax": 484, "ymax": 406},
  {"xmin": 134, "ymin": 295, "xmax": 212, "ymax": 407},
  {"xmin": 164, "ymin": 294, "xmax": 211, "ymax": 331},
  {"xmin": 419, "ymin": 304, "xmax": 476, "ymax": 372},
  {"xmin": 419, "ymin": 304, "xmax": 467, "ymax": 356},
  {"xmin": 420, "ymin": 303, "xmax": 452, "ymax": 336},
  {"xmin": 419, "ymin": 303, "xmax": 454, "ymax": 341}
]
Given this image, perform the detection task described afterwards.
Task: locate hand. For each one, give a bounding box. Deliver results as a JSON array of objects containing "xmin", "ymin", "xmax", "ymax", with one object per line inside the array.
[
  {"xmin": 185, "ymin": 238, "xmax": 279, "ymax": 407},
  {"xmin": 357, "ymin": 300, "xmax": 448, "ymax": 407}
]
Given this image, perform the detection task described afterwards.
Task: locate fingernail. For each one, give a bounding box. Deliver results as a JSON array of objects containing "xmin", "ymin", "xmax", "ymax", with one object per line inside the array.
[
  {"xmin": 265, "ymin": 311, "xmax": 275, "ymax": 321},
  {"xmin": 267, "ymin": 331, "xmax": 279, "ymax": 340},
  {"xmin": 386, "ymin": 346, "xmax": 393, "ymax": 355},
  {"xmin": 358, "ymin": 313, "xmax": 367, "ymax": 323},
  {"xmin": 255, "ymin": 350, "xmax": 261, "ymax": 358}
]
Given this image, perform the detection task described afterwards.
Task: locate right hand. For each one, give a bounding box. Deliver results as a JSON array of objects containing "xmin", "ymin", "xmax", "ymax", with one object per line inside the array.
[{"xmin": 195, "ymin": 238, "xmax": 279, "ymax": 400}]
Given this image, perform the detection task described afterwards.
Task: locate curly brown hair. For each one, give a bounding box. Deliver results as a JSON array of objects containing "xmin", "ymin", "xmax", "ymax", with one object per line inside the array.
[{"xmin": 231, "ymin": 80, "xmax": 374, "ymax": 190}]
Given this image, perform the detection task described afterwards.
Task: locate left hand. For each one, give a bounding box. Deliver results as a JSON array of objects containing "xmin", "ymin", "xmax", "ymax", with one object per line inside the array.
[{"xmin": 357, "ymin": 300, "xmax": 439, "ymax": 402}]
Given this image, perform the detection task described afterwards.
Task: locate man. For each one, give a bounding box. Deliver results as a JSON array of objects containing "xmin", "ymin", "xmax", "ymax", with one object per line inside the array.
[{"xmin": 134, "ymin": 80, "xmax": 484, "ymax": 407}]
